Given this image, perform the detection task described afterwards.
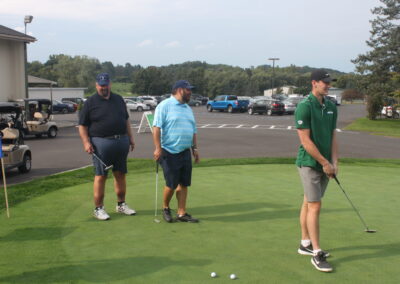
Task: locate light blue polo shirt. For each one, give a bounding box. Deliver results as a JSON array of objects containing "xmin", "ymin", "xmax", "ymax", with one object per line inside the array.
[{"xmin": 153, "ymin": 96, "xmax": 197, "ymax": 154}]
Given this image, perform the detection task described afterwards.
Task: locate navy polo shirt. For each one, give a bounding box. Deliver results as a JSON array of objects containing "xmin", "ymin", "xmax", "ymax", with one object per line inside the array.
[{"xmin": 79, "ymin": 92, "xmax": 129, "ymax": 137}]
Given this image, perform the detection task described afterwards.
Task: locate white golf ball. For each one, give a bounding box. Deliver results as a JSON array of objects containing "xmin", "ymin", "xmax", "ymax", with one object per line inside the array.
[
  {"xmin": 211, "ymin": 272, "xmax": 217, "ymax": 278},
  {"xmin": 230, "ymin": 274, "xmax": 237, "ymax": 280}
]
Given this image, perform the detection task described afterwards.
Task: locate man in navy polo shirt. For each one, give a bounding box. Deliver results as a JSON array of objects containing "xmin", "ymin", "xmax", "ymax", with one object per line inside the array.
[
  {"xmin": 152, "ymin": 80, "xmax": 200, "ymax": 223},
  {"xmin": 79, "ymin": 73, "xmax": 136, "ymax": 221}
]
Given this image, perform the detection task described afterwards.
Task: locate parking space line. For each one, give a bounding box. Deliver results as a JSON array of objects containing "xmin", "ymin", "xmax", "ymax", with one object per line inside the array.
[
  {"xmin": 218, "ymin": 124, "xmax": 227, "ymax": 128},
  {"xmin": 252, "ymin": 125, "xmax": 259, "ymax": 129},
  {"xmin": 201, "ymin": 124, "xmax": 210, "ymax": 128},
  {"xmin": 270, "ymin": 126, "xmax": 275, "ymax": 129},
  {"xmin": 287, "ymin": 126, "xmax": 292, "ymax": 130},
  {"xmin": 236, "ymin": 125, "xmax": 243, "ymax": 128}
]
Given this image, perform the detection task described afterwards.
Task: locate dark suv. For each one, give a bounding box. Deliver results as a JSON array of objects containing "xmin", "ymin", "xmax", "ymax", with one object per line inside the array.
[{"xmin": 248, "ymin": 99, "xmax": 285, "ymax": 115}]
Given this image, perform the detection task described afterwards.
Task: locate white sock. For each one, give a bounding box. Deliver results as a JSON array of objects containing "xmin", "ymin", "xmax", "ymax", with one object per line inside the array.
[
  {"xmin": 313, "ymin": 249, "xmax": 322, "ymax": 256},
  {"xmin": 301, "ymin": 239, "xmax": 311, "ymax": 247}
]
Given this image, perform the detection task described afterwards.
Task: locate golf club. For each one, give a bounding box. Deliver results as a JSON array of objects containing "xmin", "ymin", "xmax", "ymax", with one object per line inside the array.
[
  {"xmin": 154, "ymin": 162, "xmax": 161, "ymax": 223},
  {"xmin": 333, "ymin": 175, "xmax": 376, "ymax": 233},
  {"xmin": 92, "ymin": 152, "xmax": 113, "ymax": 171}
]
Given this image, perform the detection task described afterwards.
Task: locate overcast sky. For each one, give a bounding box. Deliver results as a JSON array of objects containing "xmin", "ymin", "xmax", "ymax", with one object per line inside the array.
[{"xmin": 1, "ymin": 0, "xmax": 381, "ymax": 72}]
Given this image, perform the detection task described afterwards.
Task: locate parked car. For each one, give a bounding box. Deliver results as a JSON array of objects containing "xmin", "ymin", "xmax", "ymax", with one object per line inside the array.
[
  {"xmin": 247, "ymin": 99, "xmax": 270, "ymax": 115},
  {"xmin": 62, "ymin": 100, "xmax": 78, "ymax": 112},
  {"xmin": 53, "ymin": 100, "xmax": 75, "ymax": 113},
  {"xmin": 124, "ymin": 99, "xmax": 150, "ymax": 112},
  {"xmin": 207, "ymin": 95, "xmax": 249, "ymax": 113},
  {"xmin": 326, "ymin": 96, "xmax": 338, "ymax": 105},
  {"xmin": 61, "ymin": 97, "xmax": 85, "ymax": 105},
  {"xmin": 282, "ymin": 98, "xmax": 297, "ymax": 114},
  {"xmin": 18, "ymin": 99, "xmax": 58, "ymax": 138},
  {"xmin": 381, "ymin": 106, "xmax": 400, "ymax": 118},
  {"xmin": 138, "ymin": 96, "xmax": 158, "ymax": 109},
  {"xmin": 191, "ymin": 94, "xmax": 209, "ymax": 105},
  {"xmin": 188, "ymin": 99, "xmax": 202, "ymax": 107},
  {"xmin": 0, "ymin": 103, "xmax": 32, "ymax": 173}
]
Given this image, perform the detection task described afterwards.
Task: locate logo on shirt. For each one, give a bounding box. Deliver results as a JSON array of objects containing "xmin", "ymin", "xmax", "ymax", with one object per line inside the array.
[
  {"xmin": 327, "ymin": 111, "xmax": 333, "ymax": 114},
  {"xmin": 297, "ymin": 120, "xmax": 303, "ymax": 125}
]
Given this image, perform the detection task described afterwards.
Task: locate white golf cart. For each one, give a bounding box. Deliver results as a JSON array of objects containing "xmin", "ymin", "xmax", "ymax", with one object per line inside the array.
[
  {"xmin": 20, "ymin": 99, "xmax": 58, "ymax": 138},
  {"xmin": 0, "ymin": 103, "xmax": 32, "ymax": 173}
]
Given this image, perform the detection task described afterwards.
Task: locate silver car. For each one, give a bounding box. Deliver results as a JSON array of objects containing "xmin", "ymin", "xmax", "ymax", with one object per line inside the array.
[
  {"xmin": 282, "ymin": 99, "xmax": 297, "ymax": 114},
  {"xmin": 124, "ymin": 99, "xmax": 150, "ymax": 112}
]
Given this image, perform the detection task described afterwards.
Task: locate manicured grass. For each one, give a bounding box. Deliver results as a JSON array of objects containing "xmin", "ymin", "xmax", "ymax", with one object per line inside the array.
[
  {"xmin": 0, "ymin": 160, "xmax": 399, "ymax": 283},
  {"xmin": 345, "ymin": 117, "xmax": 400, "ymax": 137}
]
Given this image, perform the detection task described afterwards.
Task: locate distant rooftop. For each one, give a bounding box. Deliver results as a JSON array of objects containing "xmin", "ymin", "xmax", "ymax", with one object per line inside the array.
[{"xmin": 0, "ymin": 24, "xmax": 36, "ymax": 43}]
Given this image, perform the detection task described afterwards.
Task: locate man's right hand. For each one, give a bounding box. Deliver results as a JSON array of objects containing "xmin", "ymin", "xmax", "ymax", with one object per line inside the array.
[
  {"xmin": 84, "ymin": 141, "xmax": 94, "ymax": 154},
  {"xmin": 154, "ymin": 147, "xmax": 162, "ymax": 161},
  {"xmin": 322, "ymin": 162, "xmax": 335, "ymax": 178}
]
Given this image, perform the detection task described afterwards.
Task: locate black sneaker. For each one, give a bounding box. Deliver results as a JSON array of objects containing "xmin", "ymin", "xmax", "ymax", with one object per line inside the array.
[
  {"xmin": 176, "ymin": 213, "xmax": 199, "ymax": 223},
  {"xmin": 298, "ymin": 244, "xmax": 330, "ymax": 257},
  {"xmin": 162, "ymin": 208, "xmax": 173, "ymax": 223},
  {"xmin": 311, "ymin": 251, "xmax": 333, "ymax": 272}
]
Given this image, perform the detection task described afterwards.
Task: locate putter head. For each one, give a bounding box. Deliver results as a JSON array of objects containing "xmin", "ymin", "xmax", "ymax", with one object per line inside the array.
[
  {"xmin": 365, "ymin": 229, "xmax": 377, "ymax": 233},
  {"xmin": 104, "ymin": 165, "xmax": 113, "ymax": 171}
]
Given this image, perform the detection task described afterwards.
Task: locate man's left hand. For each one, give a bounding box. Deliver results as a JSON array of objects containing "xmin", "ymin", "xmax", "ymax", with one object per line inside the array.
[
  {"xmin": 192, "ymin": 149, "xmax": 200, "ymax": 164},
  {"xmin": 129, "ymin": 137, "xmax": 135, "ymax": 151}
]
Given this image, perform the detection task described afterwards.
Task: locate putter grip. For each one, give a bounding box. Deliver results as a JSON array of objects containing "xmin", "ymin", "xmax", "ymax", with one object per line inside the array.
[{"xmin": 333, "ymin": 174, "xmax": 340, "ymax": 185}]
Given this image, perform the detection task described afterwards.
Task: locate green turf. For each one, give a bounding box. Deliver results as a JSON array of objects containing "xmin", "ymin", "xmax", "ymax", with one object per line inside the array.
[
  {"xmin": 0, "ymin": 163, "xmax": 399, "ymax": 283},
  {"xmin": 345, "ymin": 117, "xmax": 400, "ymax": 137}
]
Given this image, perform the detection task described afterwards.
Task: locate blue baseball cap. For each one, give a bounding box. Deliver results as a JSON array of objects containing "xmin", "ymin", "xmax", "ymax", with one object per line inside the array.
[
  {"xmin": 172, "ymin": 80, "xmax": 195, "ymax": 91},
  {"xmin": 96, "ymin": 73, "xmax": 110, "ymax": 86}
]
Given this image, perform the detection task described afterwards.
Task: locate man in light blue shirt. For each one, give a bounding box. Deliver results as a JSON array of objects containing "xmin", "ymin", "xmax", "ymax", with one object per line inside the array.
[{"xmin": 153, "ymin": 80, "xmax": 200, "ymax": 223}]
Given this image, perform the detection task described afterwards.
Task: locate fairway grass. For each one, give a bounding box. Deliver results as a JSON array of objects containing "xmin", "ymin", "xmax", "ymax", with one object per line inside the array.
[
  {"xmin": 0, "ymin": 163, "xmax": 399, "ymax": 283},
  {"xmin": 345, "ymin": 117, "xmax": 400, "ymax": 137}
]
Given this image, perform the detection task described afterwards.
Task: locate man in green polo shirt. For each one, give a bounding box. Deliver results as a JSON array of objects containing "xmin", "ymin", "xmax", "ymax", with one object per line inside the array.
[{"xmin": 295, "ymin": 69, "xmax": 338, "ymax": 273}]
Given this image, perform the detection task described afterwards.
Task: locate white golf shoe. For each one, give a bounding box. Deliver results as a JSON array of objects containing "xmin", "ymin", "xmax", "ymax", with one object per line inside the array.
[
  {"xmin": 94, "ymin": 206, "xmax": 110, "ymax": 221},
  {"xmin": 116, "ymin": 202, "xmax": 136, "ymax": 215}
]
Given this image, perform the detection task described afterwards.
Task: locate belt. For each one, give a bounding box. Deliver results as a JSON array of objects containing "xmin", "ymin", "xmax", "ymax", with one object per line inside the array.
[{"xmin": 100, "ymin": 134, "xmax": 127, "ymax": 139}]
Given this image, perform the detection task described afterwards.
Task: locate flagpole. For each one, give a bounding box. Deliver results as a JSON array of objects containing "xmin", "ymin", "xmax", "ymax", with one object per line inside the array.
[{"xmin": 1, "ymin": 158, "xmax": 10, "ymax": 218}]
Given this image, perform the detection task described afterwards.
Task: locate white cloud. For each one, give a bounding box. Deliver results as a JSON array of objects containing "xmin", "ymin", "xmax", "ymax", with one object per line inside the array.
[
  {"xmin": 12, "ymin": 26, "xmax": 34, "ymax": 36},
  {"xmin": 137, "ymin": 39, "xmax": 153, "ymax": 47},
  {"xmin": 195, "ymin": 43, "xmax": 215, "ymax": 50},
  {"xmin": 14, "ymin": 27, "xmax": 25, "ymax": 33},
  {"xmin": 164, "ymin": 41, "xmax": 180, "ymax": 48}
]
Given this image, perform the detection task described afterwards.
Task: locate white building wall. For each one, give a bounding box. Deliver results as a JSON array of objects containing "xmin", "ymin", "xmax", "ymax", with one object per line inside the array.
[
  {"xmin": 0, "ymin": 39, "xmax": 26, "ymax": 101},
  {"xmin": 28, "ymin": 88, "xmax": 86, "ymax": 101}
]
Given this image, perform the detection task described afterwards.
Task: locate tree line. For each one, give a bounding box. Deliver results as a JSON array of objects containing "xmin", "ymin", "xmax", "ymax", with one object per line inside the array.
[{"xmin": 28, "ymin": 56, "xmax": 347, "ymax": 98}]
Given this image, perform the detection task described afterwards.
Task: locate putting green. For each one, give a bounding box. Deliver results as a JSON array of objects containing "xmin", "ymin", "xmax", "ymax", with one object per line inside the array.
[{"xmin": 0, "ymin": 163, "xmax": 399, "ymax": 283}]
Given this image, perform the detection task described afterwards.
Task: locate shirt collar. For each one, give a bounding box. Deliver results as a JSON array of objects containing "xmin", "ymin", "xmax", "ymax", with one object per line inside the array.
[
  {"xmin": 170, "ymin": 95, "xmax": 185, "ymax": 105},
  {"xmin": 308, "ymin": 92, "xmax": 326, "ymax": 106}
]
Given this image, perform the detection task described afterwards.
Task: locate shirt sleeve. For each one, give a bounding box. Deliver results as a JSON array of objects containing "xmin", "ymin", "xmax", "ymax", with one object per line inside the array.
[
  {"xmin": 79, "ymin": 99, "xmax": 90, "ymax": 126},
  {"xmin": 332, "ymin": 104, "xmax": 338, "ymax": 130},
  {"xmin": 295, "ymin": 102, "xmax": 311, "ymax": 129},
  {"xmin": 153, "ymin": 103, "xmax": 164, "ymax": 128}
]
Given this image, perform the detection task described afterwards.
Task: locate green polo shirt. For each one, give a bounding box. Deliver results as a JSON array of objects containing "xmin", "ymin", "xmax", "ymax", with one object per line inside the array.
[{"xmin": 295, "ymin": 93, "xmax": 337, "ymax": 171}]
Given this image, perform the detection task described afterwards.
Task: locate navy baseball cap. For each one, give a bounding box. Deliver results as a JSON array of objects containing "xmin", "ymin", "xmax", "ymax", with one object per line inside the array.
[
  {"xmin": 96, "ymin": 73, "xmax": 110, "ymax": 86},
  {"xmin": 172, "ymin": 80, "xmax": 195, "ymax": 91},
  {"xmin": 311, "ymin": 69, "xmax": 337, "ymax": 83}
]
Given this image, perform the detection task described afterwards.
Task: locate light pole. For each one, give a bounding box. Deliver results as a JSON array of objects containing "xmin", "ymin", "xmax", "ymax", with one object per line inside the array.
[
  {"xmin": 268, "ymin": 58, "xmax": 279, "ymax": 96},
  {"xmin": 24, "ymin": 15, "xmax": 33, "ymax": 34}
]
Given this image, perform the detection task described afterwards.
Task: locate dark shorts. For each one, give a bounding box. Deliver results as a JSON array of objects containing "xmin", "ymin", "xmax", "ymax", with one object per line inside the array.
[
  {"xmin": 159, "ymin": 148, "xmax": 192, "ymax": 190},
  {"xmin": 91, "ymin": 136, "xmax": 130, "ymax": 176}
]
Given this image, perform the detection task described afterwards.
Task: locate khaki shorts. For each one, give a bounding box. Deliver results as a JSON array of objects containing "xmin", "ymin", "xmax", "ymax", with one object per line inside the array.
[{"xmin": 297, "ymin": 167, "xmax": 329, "ymax": 202}]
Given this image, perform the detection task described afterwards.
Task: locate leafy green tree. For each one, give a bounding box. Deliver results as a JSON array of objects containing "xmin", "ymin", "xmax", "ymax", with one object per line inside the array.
[{"xmin": 352, "ymin": 0, "xmax": 400, "ymax": 119}]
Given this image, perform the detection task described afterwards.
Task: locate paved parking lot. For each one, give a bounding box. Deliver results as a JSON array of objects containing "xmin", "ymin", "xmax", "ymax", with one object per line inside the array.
[{"xmin": 3, "ymin": 103, "xmax": 399, "ymax": 185}]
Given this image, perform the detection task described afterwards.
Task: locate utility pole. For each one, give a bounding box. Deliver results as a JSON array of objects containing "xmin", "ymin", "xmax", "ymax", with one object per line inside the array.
[{"xmin": 268, "ymin": 58, "xmax": 279, "ymax": 96}]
